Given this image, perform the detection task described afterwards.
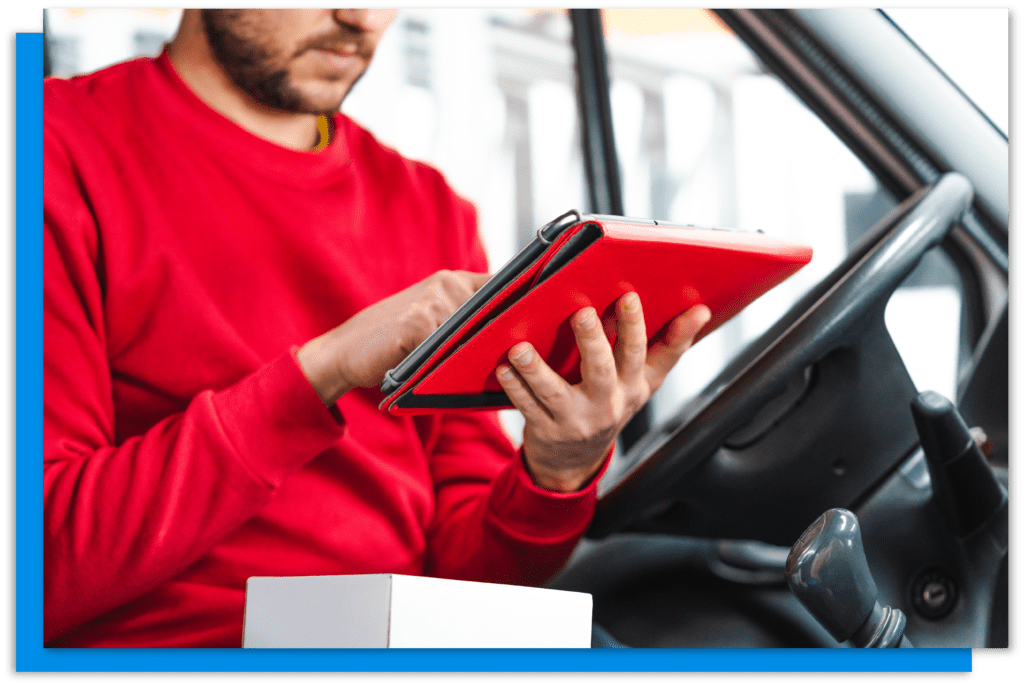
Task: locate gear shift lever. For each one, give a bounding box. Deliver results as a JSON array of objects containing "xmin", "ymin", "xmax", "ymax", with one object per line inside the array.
[
  {"xmin": 910, "ymin": 391, "xmax": 1007, "ymax": 538},
  {"xmin": 787, "ymin": 508, "xmax": 912, "ymax": 647}
]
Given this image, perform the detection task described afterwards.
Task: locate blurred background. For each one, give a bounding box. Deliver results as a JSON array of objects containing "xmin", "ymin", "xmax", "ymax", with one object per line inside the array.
[{"xmin": 44, "ymin": 8, "xmax": 1009, "ymax": 443}]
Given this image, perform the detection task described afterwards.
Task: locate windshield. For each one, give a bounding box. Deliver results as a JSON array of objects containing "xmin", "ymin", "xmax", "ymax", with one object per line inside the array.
[{"xmin": 882, "ymin": 8, "xmax": 1008, "ymax": 136}]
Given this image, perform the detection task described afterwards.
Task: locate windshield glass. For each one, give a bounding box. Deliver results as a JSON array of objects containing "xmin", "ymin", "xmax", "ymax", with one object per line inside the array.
[
  {"xmin": 882, "ymin": 8, "xmax": 1008, "ymax": 136},
  {"xmin": 596, "ymin": 9, "xmax": 972, "ymax": 425}
]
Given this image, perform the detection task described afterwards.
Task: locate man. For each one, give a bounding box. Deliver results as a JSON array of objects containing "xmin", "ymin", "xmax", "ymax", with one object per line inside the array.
[{"xmin": 44, "ymin": 9, "xmax": 710, "ymax": 647}]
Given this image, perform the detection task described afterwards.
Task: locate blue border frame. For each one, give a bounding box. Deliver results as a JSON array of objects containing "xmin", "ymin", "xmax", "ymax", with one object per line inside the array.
[{"xmin": 15, "ymin": 31, "xmax": 971, "ymax": 672}]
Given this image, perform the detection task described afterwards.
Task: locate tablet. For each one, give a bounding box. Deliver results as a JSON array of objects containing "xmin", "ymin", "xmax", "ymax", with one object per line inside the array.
[{"xmin": 380, "ymin": 210, "xmax": 812, "ymax": 415}]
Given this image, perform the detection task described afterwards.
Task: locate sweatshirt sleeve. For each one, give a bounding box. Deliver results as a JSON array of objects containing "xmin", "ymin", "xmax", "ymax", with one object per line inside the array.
[
  {"xmin": 43, "ymin": 132, "xmax": 346, "ymax": 643},
  {"xmin": 419, "ymin": 412, "xmax": 606, "ymax": 586}
]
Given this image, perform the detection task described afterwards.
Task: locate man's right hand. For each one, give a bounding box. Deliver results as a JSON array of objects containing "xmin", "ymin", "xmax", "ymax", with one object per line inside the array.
[{"xmin": 297, "ymin": 270, "xmax": 491, "ymax": 405}]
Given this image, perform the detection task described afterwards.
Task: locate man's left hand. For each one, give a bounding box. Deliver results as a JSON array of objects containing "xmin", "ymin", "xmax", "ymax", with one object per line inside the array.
[{"xmin": 495, "ymin": 293, "xmax": 712, "ymax": 493}]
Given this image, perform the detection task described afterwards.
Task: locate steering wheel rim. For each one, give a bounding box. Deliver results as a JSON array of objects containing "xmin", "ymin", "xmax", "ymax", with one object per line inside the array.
[{"xmin": 590, "ymin": 173, "xmax": 974, "ymax": 539}]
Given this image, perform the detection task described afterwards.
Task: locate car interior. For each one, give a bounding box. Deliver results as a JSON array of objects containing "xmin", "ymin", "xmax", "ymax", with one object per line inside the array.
[
  {"xmin": 41, "ymin": 7, "xmax": 1008, "ymax": 651},
  {"xmin": 549, "ymin": 9, "xmax": 1008, "ymax": 649}
]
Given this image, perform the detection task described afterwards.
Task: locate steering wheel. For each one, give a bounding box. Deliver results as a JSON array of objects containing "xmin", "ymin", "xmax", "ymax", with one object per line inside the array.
[{"xmin": 589, "ymin": 172, "xmax": 974, "ymax": 542}]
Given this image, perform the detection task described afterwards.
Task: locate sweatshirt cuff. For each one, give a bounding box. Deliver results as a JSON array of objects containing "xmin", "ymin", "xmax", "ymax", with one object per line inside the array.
[
  {"xmin": 211, "ymin": 348, "xmax": 347, "ymax": 487},
  {"xmin": 484, "ymin": 447, "xmax": 609, "ymax": 542}
]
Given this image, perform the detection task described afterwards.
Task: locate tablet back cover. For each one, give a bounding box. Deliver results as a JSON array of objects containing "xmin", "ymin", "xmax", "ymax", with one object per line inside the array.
[{"xmin": 384, "ymin": 218, "xmax": 811, "ymax": 414}]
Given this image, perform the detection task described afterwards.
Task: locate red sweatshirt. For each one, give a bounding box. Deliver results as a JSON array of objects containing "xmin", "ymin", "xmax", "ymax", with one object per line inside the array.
[{"xmin": 43, "ymin": 52, "xmax": 598, "ymax": 648}]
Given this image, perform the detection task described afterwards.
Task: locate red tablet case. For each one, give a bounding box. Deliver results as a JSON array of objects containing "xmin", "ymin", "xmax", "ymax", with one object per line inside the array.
[{"xmin": 380, "ymin": 213, "xmax": 812, "ymax": 415}]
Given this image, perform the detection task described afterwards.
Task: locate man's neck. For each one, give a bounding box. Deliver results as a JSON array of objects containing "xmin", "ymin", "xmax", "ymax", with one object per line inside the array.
[{"xmin": 166, "ymin": 10, "xmax": 321, "ymax": 151}]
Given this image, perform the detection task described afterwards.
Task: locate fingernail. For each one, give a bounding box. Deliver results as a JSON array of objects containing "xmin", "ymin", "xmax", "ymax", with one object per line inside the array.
[
  {"xmin": 577, "ymin": 309, "xmax": 598, "ymax": 330},
  {"xmin": 622, "ymin": 292, "xmax": 640, "ymax": 313},
  {"xmin": 496, "ymin": 365, "xmax": 513, "ymax": 381},
  {"xmin": 510, "ymin": 344, "xmax": 534, "ymax": 366}
]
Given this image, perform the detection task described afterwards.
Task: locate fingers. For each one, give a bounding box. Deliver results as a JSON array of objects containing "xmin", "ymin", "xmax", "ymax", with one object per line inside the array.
[
  {"xmin": 429, "ymin": 270, "xmax": 475, "ymax": 309},
  {"xmin": 466, "ymin": 271, "xmax": 492, "ymax": 291},
  {"xmin": 413, "ymin": 270, "xmax": 489, "ymax": 329},
  {"xmin": 572, "ymin": 307, "xmax": 617, "ymax": 395},
  {"xmin": 613, "ymin": 292, "xmax": 647, "ymax": 383},
  {"xmin": 500, "ymin": 341, "xmax": 571, "ymax": 421},
  {"xmin": 495, "ymin": 363, "xmax": 552, "ymax": 424},
  {"xmin": 645, "ymin": 304, "xmax": 712, "ymax": 391},
  {"xmin": 498, "ymin": 298, "xmax": 711, "ymax": 420},
  {"xmin": 391, "ymin": 272, "xmax": 465, "ymax": 353}
]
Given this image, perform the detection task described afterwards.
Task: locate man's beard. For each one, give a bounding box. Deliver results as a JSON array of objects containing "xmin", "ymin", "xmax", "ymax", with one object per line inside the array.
[{"xmin": 201, "ymin": 9, "xmax": 367, "ymax": 115}]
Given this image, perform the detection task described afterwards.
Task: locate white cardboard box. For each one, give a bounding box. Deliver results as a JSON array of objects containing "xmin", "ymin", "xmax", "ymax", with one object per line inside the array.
[{"xmin": 242, "ymin": 574, "xmax": 593, "ymax": 648}]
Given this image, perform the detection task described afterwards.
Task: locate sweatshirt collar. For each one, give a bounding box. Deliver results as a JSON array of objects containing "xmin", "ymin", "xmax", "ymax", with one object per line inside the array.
[{"xmin": 152, "ymin": 49, "xmax": 353, "ymax": 184}]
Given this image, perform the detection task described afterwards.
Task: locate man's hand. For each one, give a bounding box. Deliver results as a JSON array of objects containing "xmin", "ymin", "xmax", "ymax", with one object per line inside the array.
[
  {"xmin": 297, "ymin": 270, "xmax": 490, "ymax": 405},
  {"xmin": 495, "ymin": 293, "xmax": 712, "ymax": 493}
]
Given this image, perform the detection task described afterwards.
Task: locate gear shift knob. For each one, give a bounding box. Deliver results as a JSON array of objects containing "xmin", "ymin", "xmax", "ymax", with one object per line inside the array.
[{"xmin": 787, "ymin": 508, "xmax": 911, "ymax": 647}]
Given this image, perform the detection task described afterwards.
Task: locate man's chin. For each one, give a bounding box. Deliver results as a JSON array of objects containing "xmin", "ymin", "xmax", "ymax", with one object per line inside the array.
[{"xmin": 289, "ymin": 77, "xmax": 361, "ymax": 114}]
